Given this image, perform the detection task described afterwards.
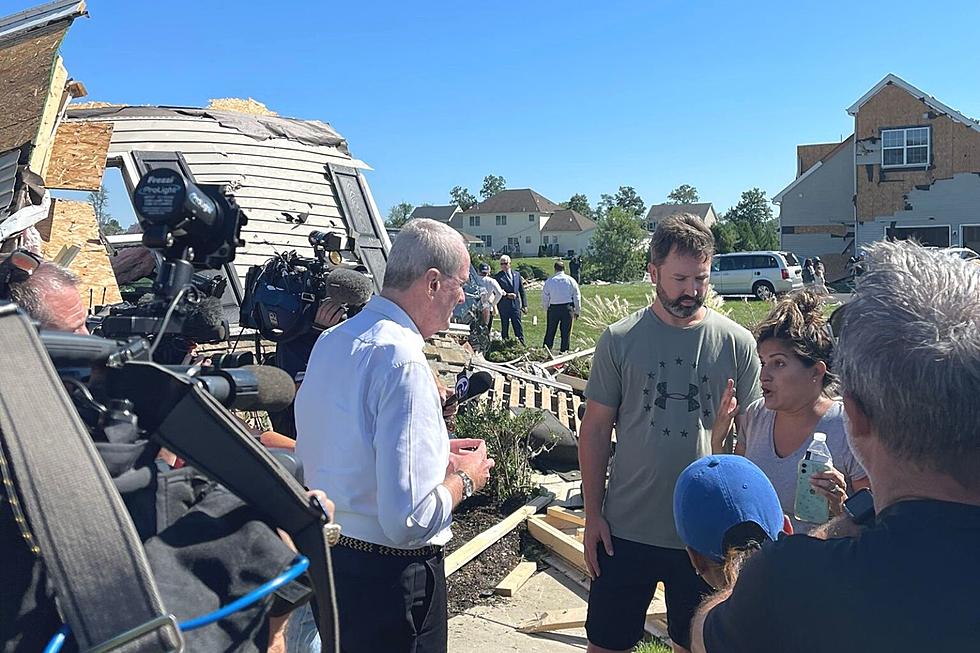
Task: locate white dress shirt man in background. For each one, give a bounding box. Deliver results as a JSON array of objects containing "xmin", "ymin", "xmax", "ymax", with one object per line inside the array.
[
  {"xmin": 295, "ymin": 219, "xmax": 494, "ymax": 653},
  {"xmin": 477, "ymin": 262, "xmax": 504, "ymax": 329},
  {"xmin": 541, "ymin": 259, "xmax": 581, "ymax": 352}
]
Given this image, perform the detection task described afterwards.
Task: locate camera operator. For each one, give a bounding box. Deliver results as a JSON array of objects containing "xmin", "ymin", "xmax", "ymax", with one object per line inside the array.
[
  {"xmin": 294, "ymin": 219, "xmax": 493, "ymax": 653},
  {"xmin": 4, "ymin": 254, "xmax": 89, "ymax": 334},
  {"xmin": 690, "ymin": 240, "xmax": 980, "ymax": 653}
]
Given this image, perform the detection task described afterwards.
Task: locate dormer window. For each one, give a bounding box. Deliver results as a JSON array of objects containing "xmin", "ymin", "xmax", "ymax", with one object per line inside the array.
[{"xmin": 881, "ymin": 127, "xmax": 930, "ymax": 168}]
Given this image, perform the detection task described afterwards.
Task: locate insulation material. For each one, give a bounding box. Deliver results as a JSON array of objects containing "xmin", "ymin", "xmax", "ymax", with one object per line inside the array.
[
  {"xmin": 39, "ymin": 199, "xmax": 122, "ymax": 306},
  {"xmin": 44, "ymin": 121, "xmax": 113, "ymax": 190},
  {"xmin": 207, "ymin": 97, "xmax": 277, "ymax": 116},
  {"xmin": 0, "ymin": 26, "xmax": 68, "ymax": 153}
]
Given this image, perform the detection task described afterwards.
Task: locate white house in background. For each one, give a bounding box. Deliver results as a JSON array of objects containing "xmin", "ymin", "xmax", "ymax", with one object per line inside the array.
[
  {"xmin": 644, "ymin": 202, "xmax": 718, "ymax": 231},
  {"xmin": 407, "ymin": 204, "xmax": 461, "ymax": 223},
  {"xmin": 451, "ymin": 188, "xmax": 596, "ymax": 256}
]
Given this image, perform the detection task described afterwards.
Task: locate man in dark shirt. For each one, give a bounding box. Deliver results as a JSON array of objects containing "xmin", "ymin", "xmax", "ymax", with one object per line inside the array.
[{"xmin": 690, "ymin": 240, "xmax": 980, "ymax": 653}]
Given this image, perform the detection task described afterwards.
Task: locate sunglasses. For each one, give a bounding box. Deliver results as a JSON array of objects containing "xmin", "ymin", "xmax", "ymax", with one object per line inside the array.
[{"xmin": 0, "ymin": 249, "xmax": 43, "ymax": 299}]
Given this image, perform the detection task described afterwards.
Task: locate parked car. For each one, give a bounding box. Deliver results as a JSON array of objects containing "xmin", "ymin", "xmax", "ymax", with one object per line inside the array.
[{"xmin": 711, "ymin": 251, "xmax": 804, "ymax": 299}]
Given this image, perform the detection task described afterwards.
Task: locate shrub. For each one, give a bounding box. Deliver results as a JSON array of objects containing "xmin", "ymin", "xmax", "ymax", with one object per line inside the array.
[
  {"xmin": 486, "ymin": 339, "xmax": 550, "ymax": 363},
  {"xmin": 517, "ymin": 263, "xmax": 548, "ymax": 281},
  {"xmin": 455, "ymin": 403, "xmax": 552, "ymax": 503}
]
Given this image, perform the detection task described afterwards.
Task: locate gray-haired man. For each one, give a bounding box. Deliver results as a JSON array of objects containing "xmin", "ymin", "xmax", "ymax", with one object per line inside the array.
[
  {"xmin": 6, "ymin": 257, "xmax": 89, "ymax": 334},
  {"xmin": 296, "ymin": 219, "xmax": 494, "ymax": 653},
  {"xmin": 691, "ymin": 240, "xmax": 980, "ymax": 653}
]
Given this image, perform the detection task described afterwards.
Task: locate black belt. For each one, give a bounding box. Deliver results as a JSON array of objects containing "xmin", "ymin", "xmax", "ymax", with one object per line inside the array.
[
  {"xmin": 549, "ymin": 302, "xmax": 573, "ymax": 307},
  {"xmin": 338, "ymin": 534, "xmax": 442, "ymax": 558}
]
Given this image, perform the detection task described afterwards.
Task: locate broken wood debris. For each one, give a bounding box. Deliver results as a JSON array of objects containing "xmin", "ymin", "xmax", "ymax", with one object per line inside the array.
[
  {"xmin": 444, "ymin": 491, "xmax": 553, "ymax": 577},
  {"xmin": 493, "ymin": 561, "xmax": 537, "ymax": 597},
  {"xmin": 517, "ymin": 599, "xmax": 665, "ymax": 634},
  {"xmin": 540, "ymin": 347, "xmax": 596, "ymax": 370}
]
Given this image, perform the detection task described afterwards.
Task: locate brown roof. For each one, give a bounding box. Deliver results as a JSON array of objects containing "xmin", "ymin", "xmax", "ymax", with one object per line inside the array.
[
  {"xmin": 542, "ymin": 209, "xmax": 596, "ymax": 232},
  {"xmin": 465, "ymin": 188, "xmax": 561, "ymax": 214},
  {"xmin": 645, "ymin": 202, "xmax": 714, "ymax": 223}
]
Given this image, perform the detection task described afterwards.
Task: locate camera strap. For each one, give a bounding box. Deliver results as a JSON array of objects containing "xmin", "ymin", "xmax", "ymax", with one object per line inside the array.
[
  {"xmin": 0, "ymin": 305, "xmax": 182, "ymax": 653},
  {"xmin": 114, "ymin": 360, "xmax": 340, "ymax": 653}
]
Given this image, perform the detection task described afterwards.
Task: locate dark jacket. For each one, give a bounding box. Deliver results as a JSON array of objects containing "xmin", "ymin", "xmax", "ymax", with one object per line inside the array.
[{"xmin": 494, "ymin": 269, "xmax": 527, "ymax": 313}]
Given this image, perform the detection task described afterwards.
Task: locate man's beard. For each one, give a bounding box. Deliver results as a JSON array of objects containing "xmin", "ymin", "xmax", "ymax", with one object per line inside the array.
[{"xmin": 657, "ymin": 283, "xmax": 704, "ymax": 319}]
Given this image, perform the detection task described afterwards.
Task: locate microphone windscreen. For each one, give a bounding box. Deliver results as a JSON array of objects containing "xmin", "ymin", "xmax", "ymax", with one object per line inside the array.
[
  {"xmin": 457, "ymin": 371, "xmax": 494, "ymax": 402},
  {"xmin": 325, "ymin": 268, "xmax": 373, "ymax": 307},
  {"xmin": 183, "ymin": 296, "xmax": 228, "ymax": 341},
  {"xmin": 237, "ymin": 365, "xmax": 296, "ymax": 412}
]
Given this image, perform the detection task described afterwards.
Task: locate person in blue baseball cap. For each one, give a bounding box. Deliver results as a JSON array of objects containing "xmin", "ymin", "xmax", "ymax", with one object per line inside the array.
[{"xmin": 673, "ymin": 455, "xmax": 791, "ymax": 591}]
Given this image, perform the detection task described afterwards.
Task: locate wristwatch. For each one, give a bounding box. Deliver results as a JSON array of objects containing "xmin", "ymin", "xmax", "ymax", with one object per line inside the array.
[
  {"xmin": 843, "ymin": 487, "xmax": 876, "ymax": 526},
  {"xmin": 455, "ymin": 470, "xmax": 474, "ymax": 498}
]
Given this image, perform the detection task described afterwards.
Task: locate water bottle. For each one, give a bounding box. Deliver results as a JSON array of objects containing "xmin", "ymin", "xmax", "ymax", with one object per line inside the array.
[{"xmin": 794, "ymin": 432, "xmax": 833, "ymax": 524}]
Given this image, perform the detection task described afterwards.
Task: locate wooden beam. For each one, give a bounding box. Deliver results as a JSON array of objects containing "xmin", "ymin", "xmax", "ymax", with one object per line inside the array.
[
  {"xmin": 541, "ymin": 347, "xmax": 596, "ymax": 369},
  {"xmin": 29, "ymin": 56, "xmax": 69, "ymax": 176},
  {"xmin": 493, "ymin": 561, "xmax": 536, "ymax": 597},
  {"xmin": 444, "ymin": 492, "xmax": 553, "ymax": 577},
  {"xmin": 518, "ymin": 602, "xmax": 664, "ymax": 634},
  {"xmin": 556, "ymin": 373, "xmax": 588, "ymax": 393},
  {"xmin": 546, "ymin": 506, "xmax": 587, "ymax": 528},
  {"xmin": 527, "ymin": 515, "xmax": 587, "ymax": 575},
  {"xmin": 472, "ymin": 360, "xmax": 573, "ymax": 392}
]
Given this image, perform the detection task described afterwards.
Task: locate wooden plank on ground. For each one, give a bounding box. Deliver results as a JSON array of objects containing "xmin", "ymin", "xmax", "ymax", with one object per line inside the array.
[
  {"xmin": 547, "ymin": 506, "xmax": 587, "ymax": 527},
  {"xmin": 571, "ymin": 394, "xmax": 583, "ymax": 431},
  {"xmin": 445, "ymin": 492, "xmax": 553, "ymax": 577},
  {"xmin": 541, "ymin": 347, "xmax": 596, "ymax": 369},
  {"xmin": 509, "ymin": 378, "xmax": 522, "ymax": 408},
  {"xmin": 494, "ymin": 561, "xmax": 537, "ymax": 597},
  {"xmin": 518, "ymin": 601, "xmax": 664, "ymax": 634},
  {"xmin": 527, "ymin": 515, "xmax": 587, "ymax": 574},
  {"xmin": 472, "ymin": 360, "xmax": 573, "ymax": 391},
  {"xmin": 557, "ymin": 392, "xmax": 570, "ymax": 429},
  {"xmin": 540, "ymin": 385, "xmax": 552, "ymax": 415},
  {"xmin": 492, "ymin": 373, "xmax": 505, "ymax": 404},
  {"xmin": 556, "ymin": 373, "xmax": 588, "ymax": 393}
]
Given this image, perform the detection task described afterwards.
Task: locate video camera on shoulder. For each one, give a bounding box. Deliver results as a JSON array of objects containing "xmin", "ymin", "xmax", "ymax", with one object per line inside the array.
[{"xmin": 239, "ymin": 230, "xmax": 373, "ymax": 343}]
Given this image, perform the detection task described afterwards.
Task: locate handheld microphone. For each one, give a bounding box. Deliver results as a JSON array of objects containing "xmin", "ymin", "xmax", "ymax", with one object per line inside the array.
[{"xmin": 445, "ymin": 370, "xmax": 493, "ymax": 407}]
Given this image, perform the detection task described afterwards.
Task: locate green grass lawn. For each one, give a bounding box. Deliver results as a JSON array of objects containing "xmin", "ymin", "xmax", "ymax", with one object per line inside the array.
[
  {"xmin": 633, "ymin": 639, "xmax": 672, "ymax": 653},
  {"xmin": 510, "ymin": 281, "xmax": 775, "ymax": 348}
]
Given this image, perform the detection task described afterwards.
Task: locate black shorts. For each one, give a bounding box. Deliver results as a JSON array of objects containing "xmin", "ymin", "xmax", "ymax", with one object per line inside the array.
[{"xmin": 585, "ymin": 536, "xmax": 711, "ymax": 650}]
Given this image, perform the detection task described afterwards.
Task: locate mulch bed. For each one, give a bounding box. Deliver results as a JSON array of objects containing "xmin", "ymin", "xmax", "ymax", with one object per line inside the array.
[{"xmin": 445, "ymin": 493, "xmax": 543, "ymax": 615}]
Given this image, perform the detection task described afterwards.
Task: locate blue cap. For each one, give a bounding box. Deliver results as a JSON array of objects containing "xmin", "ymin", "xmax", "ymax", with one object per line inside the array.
[
  {"xmin": 673, "ymin": 455, "xmax": 784, "ymax": 562},
  {"xmin": 479, "ymin": 263, "xmax": 491, "ymax": 273}
]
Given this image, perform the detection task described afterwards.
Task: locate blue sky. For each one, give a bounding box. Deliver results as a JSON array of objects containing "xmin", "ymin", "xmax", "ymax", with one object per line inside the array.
[{"xmin": 21, "ymin": 0, "xmax": 980, "ymax": 225}]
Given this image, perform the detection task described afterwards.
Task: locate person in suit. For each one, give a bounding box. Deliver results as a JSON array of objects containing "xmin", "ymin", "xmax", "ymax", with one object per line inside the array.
[{"xmin": 494, "ymin": 254, "xmax": 527, "ymax": 344}]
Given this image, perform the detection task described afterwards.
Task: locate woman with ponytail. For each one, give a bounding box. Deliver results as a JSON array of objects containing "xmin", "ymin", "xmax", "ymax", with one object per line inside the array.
[{"xmin": 711, "ymin": 290, "xmax": 869, "ymax": 533}]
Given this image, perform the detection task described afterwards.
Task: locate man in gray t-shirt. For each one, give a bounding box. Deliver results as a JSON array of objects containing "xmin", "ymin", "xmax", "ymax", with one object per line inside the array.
[{"xmin": 580, "ymin": 215, "xmax": 761, "ymax": 653}]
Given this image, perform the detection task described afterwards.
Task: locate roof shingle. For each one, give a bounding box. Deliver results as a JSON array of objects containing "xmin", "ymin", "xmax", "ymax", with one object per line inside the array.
[
  {"xmin": 465, "ymin": 188, "xmax": 561, "ymax": 214},
  {"xmin": 542, "ymin": 209, "xmax": 596, "ymax": 232}
]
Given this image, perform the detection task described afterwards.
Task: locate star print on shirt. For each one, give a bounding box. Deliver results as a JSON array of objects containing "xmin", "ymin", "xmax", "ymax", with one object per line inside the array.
[
  {"xmin": 659, "ymin": 361, "xmax": 666, "ymax": 368},
  {"xmin": 650, "ymin": 420, "xmax": 656, "ymax": 428},
  {"xmin": 701, "ymin": 375, "xmax": 709, "ymax": 384},
  {"xmin": 663, "ymin": 427, "xmax": 671, "ymax": 437},
  {"xmin": 703, "ymin": 409, "xmax": 712, "ymax": 418},
  {"xmin": 644, "ymin": 404, "xmax": 651, "ymax": 412},
  {"xmin": 647, "ymin": 372, "xmax": 656, "ymax": 380},
  {"xmin": 675, "ymin": 357, "xmax": 683, "ymax": 366},
  {"xmin": 642, "ymin": 388, "xmax": 650, "ymax": 395},
  {"xmin": 680, "ymin": 430, "xmax": 689, "ymax": 438}
]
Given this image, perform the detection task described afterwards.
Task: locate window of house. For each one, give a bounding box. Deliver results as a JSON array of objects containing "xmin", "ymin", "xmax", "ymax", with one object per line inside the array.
[
  {"xmin": 508, "ymin": 237, "xmax": 519, "ymax": 247},
  {"xmin": 881, "ymin": 127, "xmax": 930, "ymax": 168},
  {"xmin": 525, "ymin": 236, "xmax": 531, "ymax": 243},
  {"xmin": 496, "ymin": 215, "xmax": 507, "ymax": 226},
  {"xmin": 479, "ymin": 234, "xmax": 492, "ymax": 247},
  {"xmin": 529, "ymin": 214, "xmax": 535, "ymax": 222},
  {"xmin": 469, "ymin": 216, "xmax": 480, "ymax": 227}
]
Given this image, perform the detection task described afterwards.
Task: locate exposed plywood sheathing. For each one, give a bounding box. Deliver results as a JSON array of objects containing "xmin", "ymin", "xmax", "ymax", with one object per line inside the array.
[
  {"xmin": 0, "ymin": 25, "xmax": 68, "ymax": 153},
  {"xmin": 855, "ymin": 83, "xmax": 980, "ymax": 220},
  {"xmin": 44, "ymin": 121, "xmax": 113, "ymax": 190},
  {"xmin": 39, "ymin": 199, "xmax": 122, "ymax": 306},
  {"xmin": 207, "ymin": 98, "xmax": 277, "ymax": 116},
  {"xmin": 28, "ymin": 55, "xmax": 69, "ymax": 176},
  {"xmin": 797, "ymin": 142, "xmax": 839, "ymax": 177}
]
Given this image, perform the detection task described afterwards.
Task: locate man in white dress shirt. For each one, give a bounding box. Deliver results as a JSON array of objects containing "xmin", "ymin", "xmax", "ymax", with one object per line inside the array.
[
  {"xmin": 295, "ymin": 219, "xmax": 494, "ymax": 653},
  {"xmin": 477, "ymin": 263, "xmax": 504, "ymax": 328},
  {"xmin": 541, "ymin": 259, "xmax": 582, "ymax": 352}
]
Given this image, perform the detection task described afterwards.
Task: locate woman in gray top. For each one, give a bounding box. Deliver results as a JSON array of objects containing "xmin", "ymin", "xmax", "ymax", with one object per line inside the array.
[{"xmin": 711, "ymin": 290, "xmax": 869, "ymax": 533}]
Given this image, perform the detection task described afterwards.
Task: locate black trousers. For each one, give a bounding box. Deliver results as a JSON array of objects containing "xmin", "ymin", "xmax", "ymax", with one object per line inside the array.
[
  {"xmin": 544, "ymin": 303, "xmax": 574, "ymax": 352},
  {"xmin": 332, "ymin": 544, "xmax": 447, "ymax": 653},
  {"xmin": 498, "ymin": 306, "xmax": 525, "ymax": 343}
]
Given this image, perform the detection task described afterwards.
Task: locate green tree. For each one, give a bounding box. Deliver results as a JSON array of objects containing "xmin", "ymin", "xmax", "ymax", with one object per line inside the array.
[
  {"xmin": 480, "ymin": 174, "xmax": 506, "ymax": 200},
  {"xmin": 561, "ymin": 193, "xmax": 593, "ymax": 219},
  {"xmin": 88, "ymin": 185, "xmax": 115, "ymax": 234},
  {"xmin": 713, "ymin": 188, "xmax": 779, "ymax": 252},
  {"xmin": 614, "ymin": 185, "xmax": 646, "ymax": 219},
  {"xmin": 667, "ymin": 184, "xmax": 700, "ymax": 204},
  {"xmin": 385, "ymin": 201, "xmax": 415, "ymax": 228},
  {"xmin": 102, "ymin": 218, "xmax": 124, "ymax": 236},
  {"xmin": 450, "ymin": 185, "xmax": 477, "ymax": 211},
  {"xmin": 583, "ymin": 207, "xmax": 647, "ymax": 282},
  {"xmin": 595, "ymin": 193, "xmax": 615, "ymax": 220}
]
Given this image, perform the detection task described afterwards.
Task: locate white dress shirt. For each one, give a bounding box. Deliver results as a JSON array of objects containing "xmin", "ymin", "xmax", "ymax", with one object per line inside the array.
[
  {"xmin": 295, "ymin": 296, "xmax": 453, "ymax": 548},
  {"xmin": 541, "ymin": 271, "xmax": 581, "ymax": 312},
  {"xmin": 478, "ymin": 275, "xmax": 504, "ymax": 309}
]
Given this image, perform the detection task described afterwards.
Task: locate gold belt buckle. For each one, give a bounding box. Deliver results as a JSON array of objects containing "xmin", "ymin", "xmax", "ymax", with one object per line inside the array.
[{"xmin": 323, "ymin": 522, "xmax": 342, "ymax": 547}]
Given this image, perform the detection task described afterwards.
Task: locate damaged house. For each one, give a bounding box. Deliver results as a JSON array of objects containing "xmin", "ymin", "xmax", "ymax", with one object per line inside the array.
[
  {"xmin": 774, "ymin": 74, "xmax": 980, "ymax": 277},
  {"xmin": 0, "ymin": 0, "xmax": 390, "ymax": 320}
]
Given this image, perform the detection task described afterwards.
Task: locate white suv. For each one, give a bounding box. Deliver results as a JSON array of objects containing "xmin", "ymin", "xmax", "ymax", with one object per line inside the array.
[{"xmin": 711, "ymin": 251, "xmax": 804, "ymax": 298}]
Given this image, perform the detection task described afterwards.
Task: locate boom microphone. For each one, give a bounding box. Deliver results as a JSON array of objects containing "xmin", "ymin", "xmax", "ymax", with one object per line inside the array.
[
  {"xmin": 325, "ymin": 268, "xmax": 373, "ymax": 307},
  {"xmin": 195, "ymin": 365, "xmax": 296, "ymax": 413}
]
